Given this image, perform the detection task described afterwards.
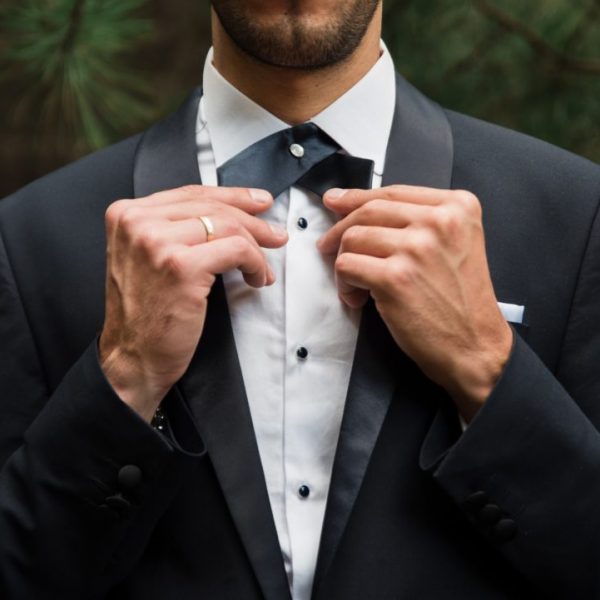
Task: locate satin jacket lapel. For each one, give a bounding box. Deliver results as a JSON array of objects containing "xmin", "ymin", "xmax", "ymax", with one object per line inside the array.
[
  {"xmin": 312, "ymin": 73, "xmax": 454, "ymax": 595},
  {"xmin": 133, "ymin": 89, "xmax": 291, "ymax": 600}
]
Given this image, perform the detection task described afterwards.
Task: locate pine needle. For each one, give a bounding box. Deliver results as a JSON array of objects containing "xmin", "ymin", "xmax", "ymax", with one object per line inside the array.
[{"xmin": 0, "ymin": 0, "xmax": 155, "ymax": 152}]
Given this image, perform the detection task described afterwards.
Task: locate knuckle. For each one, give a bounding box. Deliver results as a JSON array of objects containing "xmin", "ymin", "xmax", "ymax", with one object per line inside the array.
[
  {"xmin": 260, "ymin": 219, "xmax": 275, "ymax": 238},
  {"xmin": 134, "ymin": 227, "xmax": 161, "ymax": 253},
  {"xmin": 341, "ymin": 225, "xmax": 364, "ymax": 247},
  {"xmin": 237, "ymin": 187, "xmax": 257, "ymax": 199},
  {"xmin": 178, "ymin": 184, "xmax": 204, "ymax": 197},
  {"xmin": 105, "ymin": 200, "xmax": 129, "ymax": 229},
  {"xmin": 334, "ymin": 253, "xmax": 349, "ymax": 272},
  {"xmin": 431, "ymin": 205, "xmax": 461, "ymax": 234},
  {"xmin": 224, "ymin": 219, "xmax": 243, "ymax": 237},
  {"xmin": 163, "ymin": 248, "xmax": 188, "ymax": 278},
  {"xmin": 217, "ymin": 187, "xmax": 252, "ymax": 207},
  {"xmin": 229, "ymin": 234, "xmax": 251, "ymax": 255},
  {"xmin": 188, "ymin": 283, "xmax": 211, "ymax": 305},
  {"xmin": 386, "ymin": 184, "xmax": 404, "ymax": 197},
  {"xmin": 407, "ymin": 230, "xmax": 437, "ymax": 256},
  {"xmin": 360, "ymin": 199, "xmax": 383, "ymax": 220},
  {"xmin": 453, "ymin": 190, "xmax": 481, "ymax": 216},
  {"xmin": 118, "ymin": 206, "xmax": 143, "ymax": 232},
  {"xmin": 385, "ymin": 258, "xmax": 416, "ymax": 291}
]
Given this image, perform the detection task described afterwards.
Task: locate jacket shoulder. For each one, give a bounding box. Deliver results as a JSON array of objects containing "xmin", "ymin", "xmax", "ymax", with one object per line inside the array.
[
  {"xmin": 445, "ymin": 109, "xmax": 600, "ymax": 209},
  {"xmin": 0, "ymin": 134, "xmax": 142, "ymax": 226}
]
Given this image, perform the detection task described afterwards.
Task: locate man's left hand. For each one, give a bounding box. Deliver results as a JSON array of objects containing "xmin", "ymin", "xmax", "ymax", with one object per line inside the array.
[{"xmin": 317, "ymin": 185, "xmax": 513, "ymax": 421}]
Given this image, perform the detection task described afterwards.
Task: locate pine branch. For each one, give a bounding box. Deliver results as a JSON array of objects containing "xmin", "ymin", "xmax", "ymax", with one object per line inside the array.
[
  {"xmin": 473, "ymin": 0, "xmax": 600, "ymax": 76},
  {"xmin": 62, "ymin": 0, "xmax": 85, "ymax": 54},
  {"xmin": 0, "ymin": 0, "xmax": 156, "ymax": 152},
  {"xmin": 563, "ymin": 0, "xmax": 600, "ymax": 51}
]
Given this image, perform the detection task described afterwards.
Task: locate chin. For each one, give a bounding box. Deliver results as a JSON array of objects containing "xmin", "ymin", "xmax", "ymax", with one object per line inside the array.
[{"xmin": 213, "ymin": 0, "xmax": 380, "ymax": 71}]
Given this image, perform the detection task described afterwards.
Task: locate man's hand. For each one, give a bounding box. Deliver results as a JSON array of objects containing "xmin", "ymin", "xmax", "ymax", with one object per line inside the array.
[
  {"xmin": 317, "ymin": 185, "xmax": 512, "ymax": 421},
  {"xmin": 99, "ymin": 185, "xmax": 287, "ymax": 422}
]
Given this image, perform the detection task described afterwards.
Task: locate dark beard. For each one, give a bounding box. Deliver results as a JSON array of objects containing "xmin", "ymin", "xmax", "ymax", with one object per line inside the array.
[{"xmin": 211, "ymin": 0, "xmax": 380, "ymax": 70}]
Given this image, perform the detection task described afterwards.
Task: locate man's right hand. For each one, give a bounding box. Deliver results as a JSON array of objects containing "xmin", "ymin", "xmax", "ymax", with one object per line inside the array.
[{"xmin": 98, "ymin": 185, "xmax": 287, "ymax": 422}]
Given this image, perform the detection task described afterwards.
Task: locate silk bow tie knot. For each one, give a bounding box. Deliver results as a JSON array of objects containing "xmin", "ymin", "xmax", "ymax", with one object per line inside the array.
[{"xmin": 217, "ymin": 122, "xmax": 374, "ymax": 199}]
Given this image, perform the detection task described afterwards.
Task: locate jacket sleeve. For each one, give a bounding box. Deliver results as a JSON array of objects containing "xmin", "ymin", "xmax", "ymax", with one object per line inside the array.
[
  {"xmin": 0, "ymin": 231, "xmax": 204, "ymax": 599},
  {"xmin": 420, "ymin": 197, "xmax": 600, "ymax": 597}
]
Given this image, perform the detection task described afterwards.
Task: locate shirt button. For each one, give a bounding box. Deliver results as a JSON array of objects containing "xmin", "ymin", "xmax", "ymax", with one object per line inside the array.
[
  {"xmin": 289, "ymin": 143, "xmax": 305, "ymax": 158},
  {"xmin": 296, "ymin": 346, "xmax": 308, "ymax": 360},
  {"xmin": 297, "ymin": 217, "xmax": 308, "ymax": 230},
  {"xmin": 298, "ymin": 485, "xmax": 310, "ymax": 498}
]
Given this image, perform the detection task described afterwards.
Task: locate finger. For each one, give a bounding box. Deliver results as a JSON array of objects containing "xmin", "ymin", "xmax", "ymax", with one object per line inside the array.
[
  {"xmin": 338, "ymin": 225, "xmax": 403, "ymax": 259},
  {"xmin": 323, "ymin": 185, "xmax": 446, "ymax": 216},
  {"xmin": 109, "ymin": 185, "xmax": 273, "ymax": 217},
  {"xmin": 175, "ymin": 235, "xmax": 270, "ymax": 288},
  {"xmin": 123, "ymin": 217, "xmax": 276, "ymax": 285},
  {"xmin": 120, "ymin": 201, "xmax": 288, "ymax": 249},
  {"xmin": 318, "ymin": 200, "xmax": 427, "ymax": 255},
  {"xmin": 175, "ymin": 204, "xmax": 288, "ymax": 249},
  {"xmin": 169, "ymin": 185, "xmax": 275, "ymax": 214},
  {"xmin": 334, "ymin": 253, "xmax": 387, "ymax": 308},
  {"xmin": 339, "ymin": 288, "xmax": 370, "ymax": 309},
  {"xmin": 132, "ymin": 217, "xmax": 261, "ymax": 249}
]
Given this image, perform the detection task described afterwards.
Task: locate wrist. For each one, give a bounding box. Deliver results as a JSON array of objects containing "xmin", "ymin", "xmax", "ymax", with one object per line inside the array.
[
  {"xmin": 99, "ymin": 341, "xmax": 169, "ymax": 423},
  {"xmin": 448, "ymin": 323, "xmax": 514, "ymax": 422}
]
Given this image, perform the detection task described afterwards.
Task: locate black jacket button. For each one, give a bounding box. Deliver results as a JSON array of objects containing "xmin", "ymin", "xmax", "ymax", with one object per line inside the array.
[
  {"xmin": 478, "ymin": 503, "xmax": 502, "ymax": 526},
  {"xmin": 118, "ymin": 465, "xmax": 143, "ymax": 491},
  {"xmin": 463, "ymin": 491, "xmax": 488, "ymax": 513},
  {"xmin": 105, "ymin": 494, "xmax": 132, "ymax": 516},
  {"xmin": 493, "ymin": 518, "xmax": 517, "ymax": 542}
]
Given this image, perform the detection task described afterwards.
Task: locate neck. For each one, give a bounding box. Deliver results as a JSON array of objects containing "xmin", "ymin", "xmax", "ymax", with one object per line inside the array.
[{"xmin": 211, "ymin": 5, "xmax": 382, "ymax": 125}]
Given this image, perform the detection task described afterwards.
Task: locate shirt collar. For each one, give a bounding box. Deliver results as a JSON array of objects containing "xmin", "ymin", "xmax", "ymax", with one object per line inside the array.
[{"xmin": 200, "ymin": 41, "xmax": 396, "ymax": 177}]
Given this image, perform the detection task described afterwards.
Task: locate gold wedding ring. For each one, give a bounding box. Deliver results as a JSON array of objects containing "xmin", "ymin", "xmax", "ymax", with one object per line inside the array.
[{"xmin": 198, "ymin": 216, "xmax": 215, "ymax": 242}]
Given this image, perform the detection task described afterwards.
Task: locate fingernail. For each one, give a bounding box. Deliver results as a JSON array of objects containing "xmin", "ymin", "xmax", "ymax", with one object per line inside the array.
[
  {"xmin": 267, "ymin": 265, "xmax": 276, "ymax": 285},
  {"xmin": 326, "ymin": 188, "xmax": 347, "ymax": 199},
  {"xmin": 250, "ymin": 189, "xmax": 272, "ymax": 203},
  {"xmin": 270, "ymin": 223, "xmax": 288, "ymax": 237}
]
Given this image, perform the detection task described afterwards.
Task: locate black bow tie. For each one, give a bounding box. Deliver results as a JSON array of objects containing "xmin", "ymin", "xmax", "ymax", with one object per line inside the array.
[{"xmin": 217, "ymin": 122, "xmax": 374, "ymax": 199}]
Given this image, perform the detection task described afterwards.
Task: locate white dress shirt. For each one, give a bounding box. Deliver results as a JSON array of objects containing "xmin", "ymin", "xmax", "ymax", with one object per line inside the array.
[{"xmin": 196, "ymin": 44, "xmax": 396, "ymax": 600}]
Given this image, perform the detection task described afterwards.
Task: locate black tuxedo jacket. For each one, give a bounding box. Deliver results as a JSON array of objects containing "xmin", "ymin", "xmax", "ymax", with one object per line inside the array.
[{"xmin": 1, "ymin": 75, "xmax": 600, "ymax": 599}]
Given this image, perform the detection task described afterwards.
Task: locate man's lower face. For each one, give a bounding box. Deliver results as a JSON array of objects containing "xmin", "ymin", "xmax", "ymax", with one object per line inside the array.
[{"xmin": 211, "ymin": 0, "xmax": 381, "ymax": 70}]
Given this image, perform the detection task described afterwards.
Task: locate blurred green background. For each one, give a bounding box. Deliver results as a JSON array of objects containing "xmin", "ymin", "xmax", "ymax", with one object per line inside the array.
[{"xmin": 1, "ymin": 0, "xmax": 599, "ymax": 198}]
